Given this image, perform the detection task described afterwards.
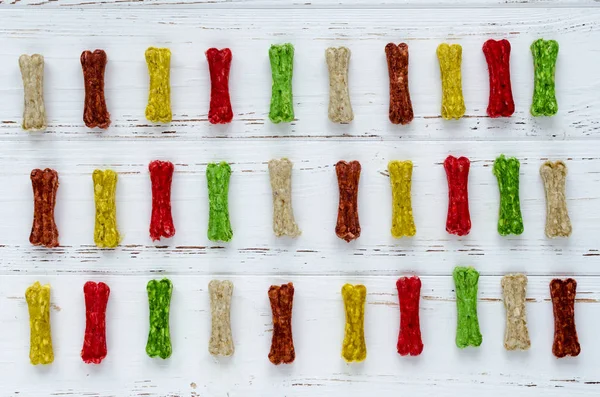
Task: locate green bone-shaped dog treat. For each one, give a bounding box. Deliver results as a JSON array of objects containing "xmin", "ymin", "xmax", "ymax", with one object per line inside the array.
[
  {"xmin": 531, "ymin": 39, "xmax": 559, "ymax": 117},
  {"xmin": 454, "ymin": 266, "xmax": 482, "ymax": 348},
  {"xmin": 207, "ymin": 162, "xmax": 233, "ymax": 242},
  {"xmin": 269, "ymin": 43, "xmax": 295, "ymax": 123},
  {"xmin": 146, "ymin": 278, "xmax": 173, "ymax": 359},
  {"xmin": 493, "ymin": 154, "xmax": 524, "ymax": 236}
]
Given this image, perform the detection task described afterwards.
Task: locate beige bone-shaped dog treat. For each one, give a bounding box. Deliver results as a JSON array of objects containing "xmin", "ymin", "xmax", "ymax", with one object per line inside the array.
[
  {"xmin": 501, "ymin": 274, "xmax": 530, "ymax": 351},
  {"xmin": 208, "ymin": 280, "xmax": 234, "ymax": 357},
  {"xmin": 19, "ymin": 54, "xmax": 46, "ymax": 131},
  {"xmin": 268, "ymin": 158, "xmax": 301, "ymax": 237},
  {"xmin": 540, "ymin": 161, "xmax": 572, "ymax": 238},
  {"xmin": 326, "ymin": 47, "xmax": 353, "ymax": 124}
]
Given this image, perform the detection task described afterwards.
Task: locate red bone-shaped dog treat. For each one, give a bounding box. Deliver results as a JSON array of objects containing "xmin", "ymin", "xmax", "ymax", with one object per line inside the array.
[
  {"xmin": 149, "ymin": 160, "xmax": 175, "ymax": 241},
  {"xmin": 396, "ymin": 276, "xmax": 423, "ymax": 356},
  {"xmin": 550, "ymin": 278, "xmax": 581, "ymax": 358},
  {"xmin": 444, "ymin": 156, "xmax": 471, "ymax": 236},
  {"xmin": 81, "ymin": 50, "xmax": 111, "ymax": 129},
  {"xmin": 335, "ymin": 160, "xmax": 361, "ymax": 242},
  {"xmin": 483, "ymin": 39, "xmax": 514, "ymax": 118},
  {"xmin": 81, "ymin": 281, "xmax": 110, "ymax": 364},
  {"xmin": 206, "ymin": 48, "xmax": 233, "ymax": 124}
]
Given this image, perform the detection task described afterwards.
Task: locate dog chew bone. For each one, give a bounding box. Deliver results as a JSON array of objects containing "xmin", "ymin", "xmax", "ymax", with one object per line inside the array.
[
  {"xmin": 444, "ymin": 156, "xmax": 471, "ymax": 236},
  {"xmin": 326, "ymin": 46, "xmax": 353, "ymax": 124},
  {"xmin": 207, "ymin": 162, "xmax": 233, "ymax": 242},
  {"xmin": 531, "ymin": 39, "xmax": 559, "ymax": 117},
  {"xmin": 540, "ymin": 161, "xmax": 572, "ymax": 238},
  {"xmin": 206, "ymin": 48, "xmax": 233, "ymax": 124},
  {"xmin": 437, "ymin": 43, "xmax": 466, "ymax": 120},
  {"xmin": 19, "ymin": 54, "xmax": 46, "ymax": 131},
  {"xmin": 454, "ymin": 267, "xmax": 482, "ymax": 348},
  {"xmin": 493, "ymin": 154, "xmax": 524, "ymax": 236},
  {"xmin": 268, "ymin": 158, "xmax": 301, "ymax": 237},
  {"xmin": 209, "ymin": 280, "xmax": 234, "ymax": 357},
  {"xmin": 26, "ymin": 281, "xmax": 54, "ymax": 365},
  {"xmin": 385, "ymin": 43, "xmax": 413, "ymax": 125},
  {"xmin": 146, "ymin": 278, "xmax": 173, "ymax": 359},
  {"xmin": 81, "ymin": 281, "xmax": 110, "ymax": 364},
  {"xmin": 268, "ymin": 43, "xmax": 295, "ymax": 123},
  {"xmin": 145, "ymin": 47, "xmax": 172, "ymax": 123},
  {"xmin": 30, "ymin": 168, "xmax": 59, "ymax": 248},
  {"xmin": 268, "ymin": 283, "xmax": 295, "ymax": 365},
  {"xmin": 389, "ymin": 160, "xmax": 416, "ymax": 238},
  {"xmin": 93, "ymin": 169, "xmax": 120, "ymax": 248},
  {"xmin": 81, "ymin": 50, "xmax": 111, "ymax": 129},
  {"xmin": 396, "ymin": 276, "xmax": 423, "ymax": 356},
  {"xmin": 341, "ymin": 283, "xmax": 367, "ymax": 362},
  {"xmin": 149, "ymin": 160, "xmax": 175, "ymax": 241},
  {"xmin": 483, "ymin": 39, "xmax": 515, "ymax": 118},
  {"xmin": 550, "ymin": 278, "xmax": 580, "ymax": 358},
  {"xmin": 335, "ymin": 160, "xmax": 361, "ymax": 242},
  {"xmin": 501, "ymin": 274, "xmax": 530, "ymax": 351}
]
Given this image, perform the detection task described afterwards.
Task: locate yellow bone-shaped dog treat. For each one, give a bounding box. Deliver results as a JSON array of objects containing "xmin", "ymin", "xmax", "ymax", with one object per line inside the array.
[
  {"xmin": 389, "ymin": 160, "xmax": 416, "ymax": 238},
  {"xmin": 341, "ymin": 283, "xmax": 367, "ymax": 362},
  {"xmin": 25, "ymin": 281, "xmax": 54, "ymax": 365},
  {"xmin": 145, "ymin": 47, "xmax": 172, "ymax": 123},
  {"xmin": 437, "ymin": 43, "xmax": 466, "ymax": 120}
]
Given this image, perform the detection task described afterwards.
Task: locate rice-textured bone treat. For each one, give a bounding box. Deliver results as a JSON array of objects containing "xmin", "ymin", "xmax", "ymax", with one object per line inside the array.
[
  {"xmin": 145, "ymin": 47, "xmax": 172, "ymax": 123},
  {"xmin": 81, "ymin": 281, "xmax": 110, "ymax": 364},
  {"xmin": 396, "ymin": 276, "xmax": 423, "ymax": 356},
  {"xmin": 493, "ymin": 154, "xmax": 524, "ymax": 236},
  {"xmin": 388, "ymin": 160, "xmax": 416, "ymax": 238},
  {"xmin": 268, "ymin": 43, "xmax": 295, "ymax": 123},
  {"xmin": 437, "ymin": 43, "xmax": 466, "ymax": 120},
  {"xmin": 206, "ymin": 48, "xmax": 233, "ymax": 124},
  {"xmin": 453, "ymin": 266, "xmax": 482, "ymax": 348},
  {"xmin": 501, "ymin": 274, "xmax": 530, "ymax": 351},
  {"xmin": 531, "ymin": 39, "xmax": 559, "ymax": 117},
  {"xmin": 550, "ymin": 278, "xmax": 580, "ymax": 358},
  {"xmin": 30, "ymin": 168, "xmax": 59, "ymax": 248},
  {"xmin": 146, "ymin": 278, "xmax": 173, "ymax": 359},
  {"xmin": 385, "ymin": 43, "xmax": 413, "ymax": 125},
  {"xmin": 444, "ymin": 156, "xmax": 471, "ymax": 236},
  {"xmin": 93, "ymin": 169, "xmax": 120, "ymax": 248},
  {"xmin": 335, "ymin": 160, "xmax": 361, "ymax": 242},
  {"xmin": 326, "ymin": 46, "xmax": 353, "ymax": 124},
  {"xmin": 268, "ymin": 158, "xmax": 301, "ymax": 237},
  {"xmin": 19, "ymin": 54, "xmax": 46, "ymax": 131},
  {"xmin": 208, "ymin": 280, "xmax": 234, "ymax": 357},
  {"xmin": 149, "ymin": 160, "xmax": 175, "ymax": 241},
  {"xmin": 207, "ymin": 162, "xmax": 233, "ymax": 242},
  {"xmin": 540, "ymin": 161, "xmax": 572, "ymax": 238},
  {"xmin": 26, "ymin": 281, "xmax": 54, "ymax": 365},
  {"xmin": 268, "ymin": 282, "xmax": 295, "ymax": 365},
  {"xmin": 341, "ymin": 283, "xmax": 367, "ymax": 362},
  {"xmin": 81, "ymin": 50, "xmax": 111, "ymax": 129},
  {"xmin": 483, "ymin": 39, "xmax": 514, "ymax": 118}
]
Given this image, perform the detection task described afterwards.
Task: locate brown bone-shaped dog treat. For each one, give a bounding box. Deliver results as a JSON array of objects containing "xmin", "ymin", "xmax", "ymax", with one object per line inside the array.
[
  {"xmin": 540, "ymin": 161, "xmax": 572, "ymax": 238},
  {"xmin": 550, "ymin": 278, "xmax": 580, "ymax": 358},
  {"xmin": 268, "ymin": 283, "xmax": 295, "ymax": 365},
  {"xmin": 335, "ymin": 160, "xmax": 361, "ymax": 242},
  {"xmin": 81, "ymin": 50, "xmax": 111, "ymax": 129},
  {"xmin": 30, "ymin": 168, "xmax": 59, "ymax": 248},
  {"xmin": 385, "ymin": 43, "xmax": 413, "ymax": 125}
]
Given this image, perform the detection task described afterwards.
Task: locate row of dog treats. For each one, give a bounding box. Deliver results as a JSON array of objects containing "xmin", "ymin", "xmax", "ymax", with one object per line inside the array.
[
  {"xmin": 24, "ymin": 270, "xmax": 580, "ymax": 366},
  {"xmin": 19, "ymin": 38, "xmax": 558, "ymax": 130},
  {"xmin": 29, "ymin": 155, "xmax": 571, "ymax": 248}
]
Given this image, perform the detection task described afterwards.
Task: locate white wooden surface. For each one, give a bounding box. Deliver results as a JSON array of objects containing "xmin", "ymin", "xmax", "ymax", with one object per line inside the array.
[{"xmin": 0, "ymin": 3, "xmax": 599, "ymax": 397}]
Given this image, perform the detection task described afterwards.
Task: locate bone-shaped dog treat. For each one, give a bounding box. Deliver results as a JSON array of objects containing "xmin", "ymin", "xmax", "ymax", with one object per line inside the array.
[
  {"xmin": 269, "ymin": 43, "xmax": 295, "ymax": 123},
  {"xmin": 335, "ymin": 160, "xmax": 361, "ymax": 242},
  {"xmin": 26, "ymin": 281, "xmax": 53, "ymax": 365},
  {"xmin": 540, "ymin": 161, "xmax": 572, "ymax": 238},
  {"xmin": 146, "ymin": 278, "xmax": 173, "ymax": 359},
  {"xmin": 81, "ymin": 50, "xmax": 111, "ymax": 129},
  {"xmin": 444, "ymin": 156, "xmax": 471, "ymax": 236},
  {"xmin": 437, "ymin": 43, "xmax": 465, "ymax": 120},
  {"xmin": 268, "ymin": 282, "xmax": 295, "ymax": 365},
  {"xmin": 454, "ymin": 266, "xmax": 482, "ymax": 348},
  {"xmin": 501, "ymin": 274, "xmax": 530, "ymax": 351},
  {"xmin": 396, "ymin": 276, "xmax": 423, "ymax": 356},
  {"xmin": 385, "ymin": 43, "xmax": 413, "ymax": 125},
  {"xmin": 550, "ymin": 278, "xmax": 580, "ymax": 358},
  {"xmin": 389, "ymin": 160, "xmax": 416, "ymax": 238},
  {"xmin": 493, "ymin": 154, "xmax": 524, "ymax": 236},
  {"xmin": 268, "ymin": 158, "xmax": 301, "ymax": 237},
  {"xmin": 531, "ymin": 39, "xmax": 559, "ymax": 117},
  {"xmin": 483, "ymin": 39, "xmax": 514, "ymax": 118},
  {"xmin": 149, "ymin": 160, "xmax": 175, "ymax": 241},
  {"xmin": 145, "ymin": 47, "xmax": 172, "ymax": 123},
  {"xmin": 208, "ymin": 280, "xmax": 234, "ymax": 357},
  {"xmin": 206, "ymin": 48, "xmax": 233, "ymax": 124},
  {"xmin": 30, "ymin": 168, "xmax": 59, "ymax": 248},
  {"xmin": 326, "ymin": 46, "xmax": 353, "ymax": 124},
  {"xmin": 341, "ymin": 283, "xmax": 367, "ymax": 362},
  {"xmin": 19, "ymin": 54, "xmax": 46, "ymax": 131},
  {"xmin": 207, "ymin": 162, "xmax": 233, "ymax": 242},
  {"xmin": 93, "ymin": 169, "xmax": 120, "ymax": 248},
  {"xmin": 81, "ymin": 281, "xmax": 110, "ymax": 364}
]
